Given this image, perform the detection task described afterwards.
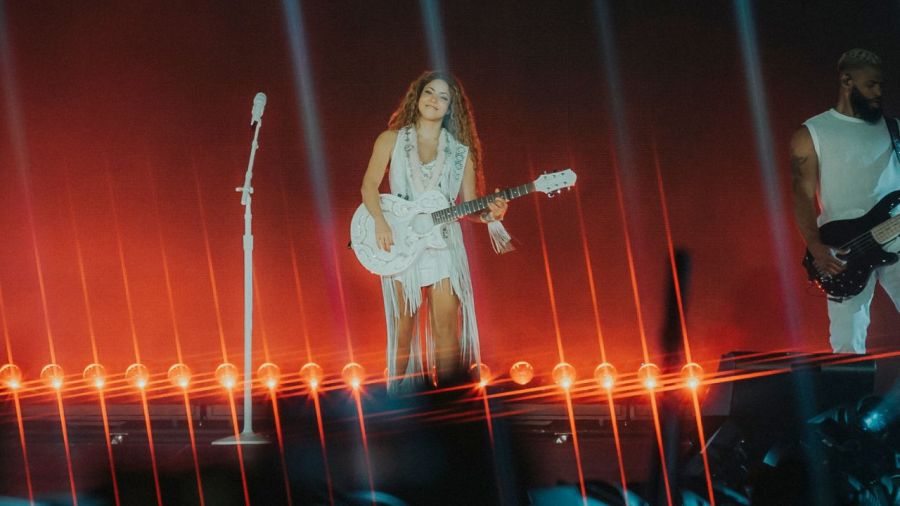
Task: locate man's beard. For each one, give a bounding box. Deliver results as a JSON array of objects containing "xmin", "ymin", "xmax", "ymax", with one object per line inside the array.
[{"xmin": 850, "ymin": 86, "xmax": 882, "ymax": 124}]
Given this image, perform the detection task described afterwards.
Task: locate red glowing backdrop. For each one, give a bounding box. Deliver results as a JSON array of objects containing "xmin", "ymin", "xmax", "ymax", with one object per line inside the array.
[{"xmin": 1, "ymin": 1, "xmax": 898, "ymax": 382}]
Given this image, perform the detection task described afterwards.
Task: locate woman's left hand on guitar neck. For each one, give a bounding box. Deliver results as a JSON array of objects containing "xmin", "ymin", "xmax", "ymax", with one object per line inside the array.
[{"xmin": 483, "ymin": 189, "xmax": 509, "ymax": 222}]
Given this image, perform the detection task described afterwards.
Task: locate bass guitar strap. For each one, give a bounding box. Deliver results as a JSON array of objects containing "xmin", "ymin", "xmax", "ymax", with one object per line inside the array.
[{"xmin": 887, "ymin": 115, "xmax": 900, "ymax": 162}]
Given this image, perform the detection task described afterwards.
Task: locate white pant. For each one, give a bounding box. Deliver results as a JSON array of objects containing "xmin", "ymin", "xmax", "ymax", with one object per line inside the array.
[{"xmin": 827, "ymin": 259, "xmax": 900, "ymax": 353}]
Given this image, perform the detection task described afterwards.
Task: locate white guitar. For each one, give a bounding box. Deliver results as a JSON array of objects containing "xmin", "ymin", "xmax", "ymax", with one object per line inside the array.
[{"xmin": 350, "ymin": 169, "xmax": 577, "ymax": 276}]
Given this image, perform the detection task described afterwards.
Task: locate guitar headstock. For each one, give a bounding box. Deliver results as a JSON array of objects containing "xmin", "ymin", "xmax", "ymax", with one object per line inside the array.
[{"xmin": 534, "ymin": 169, "xmax": 577, "ymax": 196}]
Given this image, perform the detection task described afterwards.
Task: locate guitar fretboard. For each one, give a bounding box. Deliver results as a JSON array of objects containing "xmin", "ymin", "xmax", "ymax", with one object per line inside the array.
[
  {"xmin": 872, "ymin": 213, "xmax": 900, "ymax": 243},
  {"xmin": 431, "ymin": 183, "xmax": 535, "ymax": 225}
]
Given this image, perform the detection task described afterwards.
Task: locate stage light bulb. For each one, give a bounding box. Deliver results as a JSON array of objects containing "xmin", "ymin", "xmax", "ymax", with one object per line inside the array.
[
  {"xmin": 257, "ymin": 362, "xmax": 281, "ymax": 390},
  {"xmin": 552, "ymin": 362, "xmax": 576, "ymax": 390},
  {"xmin": 638, "ymin": 363, "xmax": 661, "ymax": 391},
  {"xmin": 862, "ymin": 411, "xmax": 887, "ymax": 432},
  {"xmin": 593, "ymin": 362, "xmax": 618, "ymax": 390},
  {"xmin": 167, "ymin": 363, "xmax": 192, "ymax": 389},
  {"xmin": 680, "ymin": 362, "xmax": 704, "ymax": 390},
  {"xmin": 83, "ymin": 363, "xmax": 107, "ymax": 390},
  {"xmin": 41, "ymin": 363, "xmax": 65, "ymax": 390},
  {"xmin": 469, "ymin": 363, "xmax": 491, "ymax": 387},
  {"xmin": 0, "ymin": 364, "xmax": 23, "ymax": 390},
  {"xmin": 341, "ymin": 362, "xmax": 365, "ymax": 390},
  {"xmin": 855, "ymin": 395, "xmax": 887, "ymax": 433},
  {"xmin": 300, "ymin": 362, "xmax": 324, "ymax": 391},
  {"xmin": 509, "ymin": 361, "xmax": 534, "ymax": 386},
  {"xmin": 215, "ymin": 363, "xmax": 239, "ymax": 389},
  {"xmin": 125, "ymin": 363, "xmax": 150, "ymax": 389}
]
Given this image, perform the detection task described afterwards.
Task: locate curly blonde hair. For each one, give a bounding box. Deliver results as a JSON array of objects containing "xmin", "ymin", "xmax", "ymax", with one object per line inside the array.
[{"xmin": 388, "ymin": 71, "xmax": 485, "ymax": 194}]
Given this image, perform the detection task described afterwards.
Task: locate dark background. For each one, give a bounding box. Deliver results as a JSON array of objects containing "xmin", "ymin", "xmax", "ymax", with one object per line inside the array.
[{"xmin": 1, "ymin": 0, "xmax": 898, "ymax": 383}]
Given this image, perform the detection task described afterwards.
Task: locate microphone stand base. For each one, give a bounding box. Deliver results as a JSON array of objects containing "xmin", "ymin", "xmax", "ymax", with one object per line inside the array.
[{"xmin": 211, "ymin": 432, "xmax": 270, "ymax": 446}]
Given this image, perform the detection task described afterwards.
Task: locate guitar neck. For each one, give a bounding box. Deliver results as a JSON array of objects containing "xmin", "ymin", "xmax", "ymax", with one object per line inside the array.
[
  {"xmin": 872, "ymin": 213, "xmax": 900, "ymax": 243},
  {"xmin": 431, "ymin": 183, "xmax": 535, "ymax": 224}
]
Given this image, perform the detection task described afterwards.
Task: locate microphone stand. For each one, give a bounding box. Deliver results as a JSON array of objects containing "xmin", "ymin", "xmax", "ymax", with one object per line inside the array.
[{"xmin": 213, "ymin": 101, "xmax": 268, "ymax": 446}]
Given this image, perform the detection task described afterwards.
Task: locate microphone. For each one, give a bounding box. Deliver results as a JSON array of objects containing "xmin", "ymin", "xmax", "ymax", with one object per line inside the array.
[{"xmin": 251, "ymin": 92, "xmax": 267, "ymax": 126}]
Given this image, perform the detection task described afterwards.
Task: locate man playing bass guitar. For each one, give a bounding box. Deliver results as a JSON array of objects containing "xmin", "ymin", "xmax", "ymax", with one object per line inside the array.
[{"xmin": 791, "ymin": 48, "xmax": 900, "ymax": 354}]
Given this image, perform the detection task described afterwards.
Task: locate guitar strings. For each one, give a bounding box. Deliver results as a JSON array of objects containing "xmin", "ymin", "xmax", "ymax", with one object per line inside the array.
[
  {"xmin": 430, "ymin": 186, "xmax": 527, "ymax": 224},
  {"xmin": 814, "ymin": 206, "xmax": 900, "ymax": 281},
  {"xmin": 837, "ymin": 207, "xmax": 900, "ymax": 257},
  {"xmin": 839, "ymin": 235, "xmax": 877, "ymax": 260}
]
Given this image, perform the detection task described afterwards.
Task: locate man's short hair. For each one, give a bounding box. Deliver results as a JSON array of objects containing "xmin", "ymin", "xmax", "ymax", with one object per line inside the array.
[{"xmin": 838, "ymin": 48, "xmax": 882, "ymax": 73}]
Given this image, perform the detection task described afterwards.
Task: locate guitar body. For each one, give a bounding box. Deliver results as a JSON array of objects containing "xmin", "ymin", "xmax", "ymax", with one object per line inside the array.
[
  {"xmin": 803, "ymin": 190, "xmax": 900, "ymax": 300},
  {"xmin": 350, "ymin": 191, "xmax": 451, "ymax": 276}
]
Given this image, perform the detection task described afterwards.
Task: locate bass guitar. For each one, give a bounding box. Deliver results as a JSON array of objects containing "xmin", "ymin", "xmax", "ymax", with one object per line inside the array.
[
  {"xmin": 350, "ymin": 169, "xmax": 577, "ymax": 276},
  {"xmin": 803, "ymin": 190, "xmax": 900, "ymax": 300}
]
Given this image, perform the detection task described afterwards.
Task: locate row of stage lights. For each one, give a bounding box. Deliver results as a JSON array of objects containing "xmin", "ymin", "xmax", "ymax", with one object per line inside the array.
[{"xmin": 0, "ymin": 360, "xmax": 706, "ymax": 394}]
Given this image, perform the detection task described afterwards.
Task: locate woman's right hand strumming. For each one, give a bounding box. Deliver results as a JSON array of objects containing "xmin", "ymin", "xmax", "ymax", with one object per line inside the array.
[
  {"xmin": 360, "ymin": 130, "xmax": 399, "ymax": 254},
  {"xmin": 376, "ymin": 220, "xmax": 394, "ymax": 252}
]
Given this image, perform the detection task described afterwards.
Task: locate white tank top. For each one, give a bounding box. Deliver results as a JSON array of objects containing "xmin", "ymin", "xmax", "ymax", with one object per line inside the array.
[{"xmin": 803, "ymin": 109, "xmax": 900, "ymax": 226}]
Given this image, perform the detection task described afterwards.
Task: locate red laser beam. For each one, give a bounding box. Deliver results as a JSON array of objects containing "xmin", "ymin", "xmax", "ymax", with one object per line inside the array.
[
  {"xmin": 532, "ymin": 180, "xmax": 566, "ymax": 362},
  {"xmin": 105, "ymin": 167, "xmax": 143, "ymax": 364},
  {"xmin": 270, "ymin": 392, "xmax": 294, "ymax": 506},
  {"xmin": 66, "ymin": 176, "xmax": 121, "ymax": 505},
  {"xmin": 648, "ymin": 392, "xmax": 673, "ymax": 506},
  {"xmin": 311, "ymin": 389, "xmax": 336, "ymax": 506},
  {"xmin": 182, "ymin": 391, "xmax": 206, "ymax": 506},
  {"xmin": 563, "ymin": 389, "xmax": 588, "ymax": 506},
  {"xmin": 0, "ymin": 283, "xmax": 12, "ymax": 365},
  {"xmin": 574, "ymin": 176, "xmax": 631, "ymax": 500},
  {"xmin": 139, "ymin": 390, "xmax": 164, "ymax": 506},
  {"xmin": 610, "ymin": 142, "xmax": 673, "ymax": 505},
  {"xmin": 11, "ymin": 390, "xmax": 35, "ymax": 504},
  {"xmin": 652, "ymin": 137, "xmax": 694, "ymax": 363},
  {"xmin": 574, "ymin": 185, "xmax": 608, "ymax": 362},
  {"xmin": 604, "ymin": 389, "xmax": 629, "ymax": 504},
  {"xmin": 478, "ymin": 385, "xmax": 508, "ymax": 503},
  {"xmin": 652, "ymin": 135, "xmax": 719, "ymax": 504},
  {"xmin": 147, "ymin": 164, "xmax": 185, "ymax": 363},
  {"xmin": 97, "ymin": 390, "xmax": 121, "ymax": 506},
  {"xmin": 532, "ymin": 177, "xmax": 587, "ymax": 504},
  {"xmin": 610, "ymin": 148, "xmax": 650, "ymax": 362},
  {"xmin": 278, "ymin": 170, "xmax": 314, "ymax": 363},
  {"xmin": 352, "ymin": 388, "xmax": 376, "ymax": 505},
  {"xmin": 691, "ymin": 389, "xmax": 716, "ymax": 506},
  {"xmin": 22, "ymin": 191, "xmax": 57, "ymax": 363},
  {"xmin": 193, "ymin": 166, "xmax": 230, "ymax": 363},
  {"xmin": 480, "ymin": 386, "xmax": 495, "ymax": 446},
  {"xmin": 55, "ymin": 390, "xmax": 78, "ymax": 506},
  {"xmin": 331, "ymin": 246, "xmax": 356, "ymax": 362}
]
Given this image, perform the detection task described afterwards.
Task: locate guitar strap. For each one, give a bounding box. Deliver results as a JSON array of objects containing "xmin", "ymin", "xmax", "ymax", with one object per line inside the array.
[{"xmin": 887, "ymin": 115, "xmax": 900, "ymax": 163}]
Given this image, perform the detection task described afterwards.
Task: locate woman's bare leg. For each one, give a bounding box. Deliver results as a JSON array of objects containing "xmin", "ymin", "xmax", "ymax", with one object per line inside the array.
[
  {"xmin": 392, "ymin": 281, "xmax": 417, "ymax": 381},
  {"xmin": 429, "ymin": 279, "xmax": 461, "ymax": 384}
]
